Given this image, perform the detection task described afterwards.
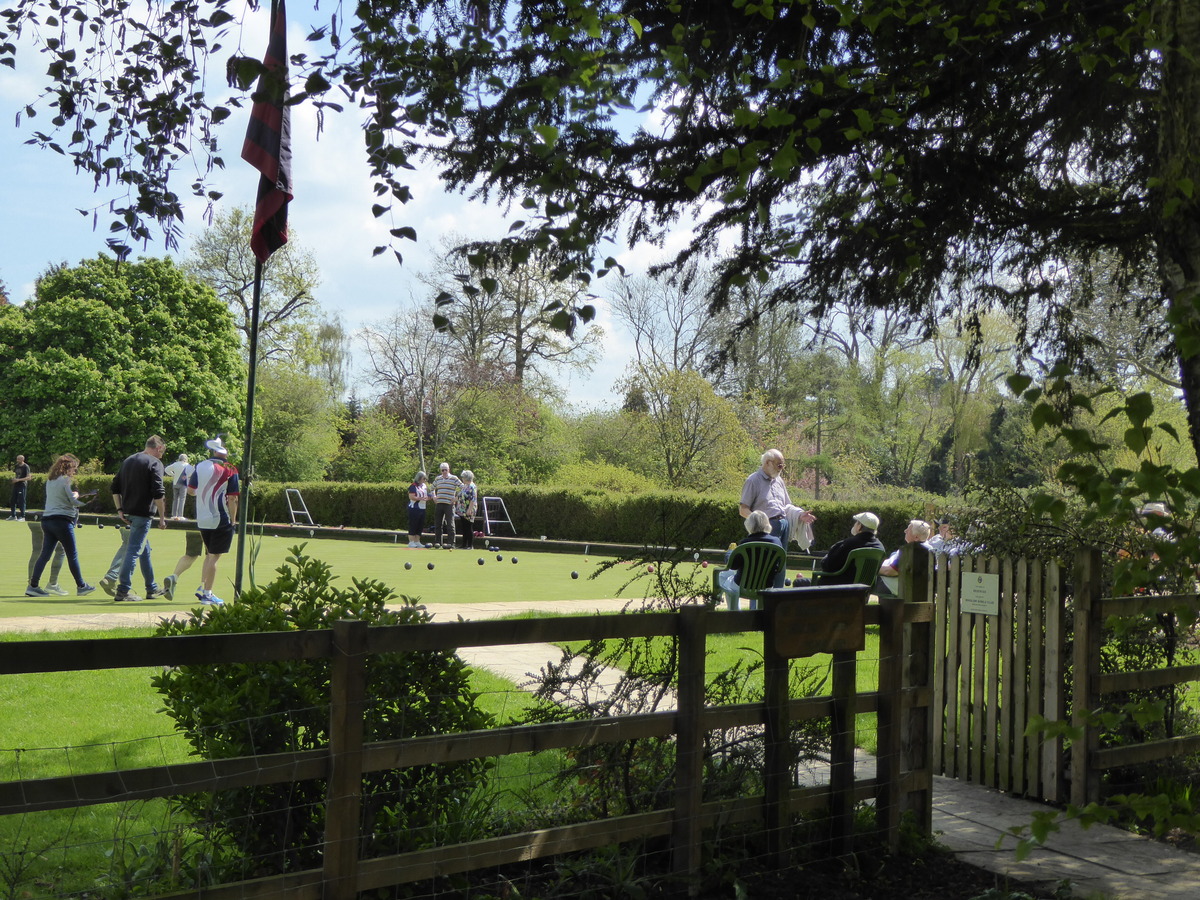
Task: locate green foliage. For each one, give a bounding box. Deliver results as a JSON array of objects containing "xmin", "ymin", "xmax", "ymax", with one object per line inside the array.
[
  {"xmin": 251, "ymin": 360, "xmax": 344, "ymax": 481},
  {"xmin": 438, "ymin": 385, "xmax": 575, "ymax": 484},
  {"xmin": 550, "ymin": 461, "xmax": 656, "ymax": 494},
  {"xmin": 151, "ymin": 547, "xmax": 493, "ymax": 876},
  {"xmin": 616, "ymin": 365, "xmax": 753, "ymax": 491},
  {"xmin": 329, "ymin": 406, "xmax": 416, "ymax": 483},
  {"xmin": 0, "ymin": 256, "xmax": 243, "ymax": 470}
]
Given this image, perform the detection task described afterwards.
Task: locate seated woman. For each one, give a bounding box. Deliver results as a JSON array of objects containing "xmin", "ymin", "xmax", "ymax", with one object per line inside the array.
[{"xmin": 718, "ymin": 510, "xmax": 787, "ymax": 604}]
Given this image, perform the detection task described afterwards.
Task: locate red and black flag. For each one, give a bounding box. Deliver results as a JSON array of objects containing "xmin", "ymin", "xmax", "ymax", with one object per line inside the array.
[{"xmin": 241, "ymin": 0, "xmax": 292, "ymax": 264}]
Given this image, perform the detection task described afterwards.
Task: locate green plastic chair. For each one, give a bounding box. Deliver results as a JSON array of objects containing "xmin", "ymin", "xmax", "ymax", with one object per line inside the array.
[
  {"xmin": 712, "ymin": 541, "xmax": 788, "ymax": 610},
  {"xmin": 812, "ymin": 546, "xmax": 886, "ymax": 587}
]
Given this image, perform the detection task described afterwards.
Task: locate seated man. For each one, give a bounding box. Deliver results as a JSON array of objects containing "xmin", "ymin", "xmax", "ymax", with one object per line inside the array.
[
  {"xmin": 797, "ymin": 511, "xmax": 884, "ymax": 586},
  {"xmin": 718, "ymin": 510, "xmax": 787, "ymax": 605},
  {"xmin": 877, "ymin": 519, "xmax": 933, "ymax": 596}
]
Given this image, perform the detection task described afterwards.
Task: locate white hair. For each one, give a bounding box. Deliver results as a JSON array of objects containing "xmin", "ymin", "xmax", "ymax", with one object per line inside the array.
[
  {"xmin": 761, "ymin": 448, "xmax": 784, "ymax": 466},
  {"xmin": 745, "ymin": 510, "xmax": 771, "ymax": 533}
]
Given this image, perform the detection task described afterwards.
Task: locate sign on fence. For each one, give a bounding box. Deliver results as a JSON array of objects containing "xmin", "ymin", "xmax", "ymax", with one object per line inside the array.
[{"xmin": 960, "ymin": 572, "xmax": 999, "ymax": 616}]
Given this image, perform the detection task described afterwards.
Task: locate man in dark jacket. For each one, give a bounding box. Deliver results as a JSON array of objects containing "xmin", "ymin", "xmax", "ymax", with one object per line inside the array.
[
  {"xmin": 108, "ymin": 435, "xmax": 168, "ymax": 602},
  {"xmin": 798, "ymin": 511, "xmax": 885, "ymax": 586}
]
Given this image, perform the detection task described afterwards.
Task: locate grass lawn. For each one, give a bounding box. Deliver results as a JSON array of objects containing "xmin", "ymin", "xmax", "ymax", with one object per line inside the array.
[
  {"xmin": 0, "ymin": 520, "xmax": 665, "ymax": 617},
  {"xmin": 0, "ymin": 627, "xmax": 562, "ymax": 897}
]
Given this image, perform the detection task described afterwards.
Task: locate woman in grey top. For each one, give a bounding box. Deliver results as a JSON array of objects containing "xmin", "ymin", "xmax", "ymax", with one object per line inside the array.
[{"xmin": 26, "ymin": 454, "xmax": 96, "ymax": 596}]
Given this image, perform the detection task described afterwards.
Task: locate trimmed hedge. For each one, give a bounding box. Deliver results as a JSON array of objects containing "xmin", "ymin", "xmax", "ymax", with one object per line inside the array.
[
  {"xmin": 10, "ymin": 472, "xmax": 948, "ymax": 553},
  {"xmin": 236, "ymin": 482, "xmax": 939, "ymax": 553}
]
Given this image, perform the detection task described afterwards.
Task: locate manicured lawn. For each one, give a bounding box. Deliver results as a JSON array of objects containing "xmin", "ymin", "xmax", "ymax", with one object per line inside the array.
[{"xmin": 0, "ymin": 520, "xmax": 660, "ymax": 616}]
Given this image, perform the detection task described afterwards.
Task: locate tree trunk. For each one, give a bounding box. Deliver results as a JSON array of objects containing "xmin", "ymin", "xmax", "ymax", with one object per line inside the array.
[{"xmin": 1160, "ymin": 0, "xmax": 1200, "ymax": 457}]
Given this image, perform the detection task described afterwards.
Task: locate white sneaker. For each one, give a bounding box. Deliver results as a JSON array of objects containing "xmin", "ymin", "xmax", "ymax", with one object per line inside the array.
[
  {"xmin": 163, "ymin": 574, "xmax": 177, "ymax": 601},
  {"xmin": 46, "ymin": 583, "xmax": 70, "ymax": 596}
]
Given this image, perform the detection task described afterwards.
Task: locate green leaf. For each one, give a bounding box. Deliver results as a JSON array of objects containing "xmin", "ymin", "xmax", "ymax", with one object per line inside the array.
[
  {"xmin": 1125, "ymin": 391, "xmax": 1154, "ymax": 426},
  {"xmin": 1006, "ymin": 373, "xmax": 1033, "ymax": 394}
]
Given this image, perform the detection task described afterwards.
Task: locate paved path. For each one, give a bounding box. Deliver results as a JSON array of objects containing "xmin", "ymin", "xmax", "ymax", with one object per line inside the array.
[{"xmin": 4, "ymin": 601, "xmax": 1199, "ymax": 898}]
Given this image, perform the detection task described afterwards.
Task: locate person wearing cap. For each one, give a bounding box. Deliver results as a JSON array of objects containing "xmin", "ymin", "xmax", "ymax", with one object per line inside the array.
[
  {"xmin": 926, "ymin": 516, "xmax": 956, "ymax": 554},
  {"xmin": 739, "ymin": 449, "xmax": 815, "ymax": 547},
  {"xmin": 187, "ymin": 437, "xmax": 240, "ymax": 606},
  {"xmin": 802, "ymin": 511, "xmax": 885, "ymax": 586},
  {"xmin": 110, "ymin": 435, "xmax": 169, "ymax": 602},
  {"xmin": 1139, "ymin": 501, "xmax": 1172, "ymax": 540}
]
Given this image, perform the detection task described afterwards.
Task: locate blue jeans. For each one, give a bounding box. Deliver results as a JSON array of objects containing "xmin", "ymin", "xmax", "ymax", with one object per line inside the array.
[
  {"xmin": 769, "ymin": 517, "xmax": 791, "ymax": 585},
  {"xmin": 118, "ymin": 516, "xmax": 157, "ymax": 594},
  {"xmin": 30, "ymin": 516, "xmax": 84, "ymax": 588}
]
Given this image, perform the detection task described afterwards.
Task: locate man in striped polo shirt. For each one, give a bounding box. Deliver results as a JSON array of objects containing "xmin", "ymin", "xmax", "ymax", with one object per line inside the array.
[{"xmin": 431, "ymin": 462, "xmax": 463, "ymax": 549}]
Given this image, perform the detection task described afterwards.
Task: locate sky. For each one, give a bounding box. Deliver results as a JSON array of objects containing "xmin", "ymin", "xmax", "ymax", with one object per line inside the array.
[{"xmin": 0, "ymin": 9, "xmax": 688, "ymax": 411}]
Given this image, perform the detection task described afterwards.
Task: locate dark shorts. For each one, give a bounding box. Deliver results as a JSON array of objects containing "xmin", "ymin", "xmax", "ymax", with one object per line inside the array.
[
  {"xmin": 185, "ymin": 530, "xmax": 204, "ymax": 558},
  {"xmin": 200, "ymin": 525, "xmax": 234, "ymax": 555}
]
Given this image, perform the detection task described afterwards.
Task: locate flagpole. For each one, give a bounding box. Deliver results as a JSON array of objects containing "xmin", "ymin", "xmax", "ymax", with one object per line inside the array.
[{"xmin": 234, "ymin": 260, "xmax": 263, "ymax": 597}]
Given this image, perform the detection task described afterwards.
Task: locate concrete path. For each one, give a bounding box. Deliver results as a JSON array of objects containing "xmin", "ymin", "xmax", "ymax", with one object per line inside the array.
[{"xmin": 4, "ymin": 601, "xmax": 1200, "ymax": 898}]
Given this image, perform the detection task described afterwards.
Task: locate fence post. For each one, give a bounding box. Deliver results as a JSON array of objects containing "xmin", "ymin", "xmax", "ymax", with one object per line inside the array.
[
  {"xmin": 1042, "ymin": 560, "xmax": 1067, "ymax": 802},
  {"xmin": 829, "ymin": 646, "xmax": 858, "ymax": 856},
  {"xmin": 1071, "ymin": 549, "xmax": 1103, "ymax": 808},
  {"xmin": 901, "ymin": 545, "xmax": 933, "ymax": 834},
  {"xmin": 672, "ymin": 605, "xmax": 707, "ymax": 890},
  {"xmin": 324, "ymin": 619, "xmax": 368, "ymax": 900},
  {"xmin": 763, "ymin": 604, "xmax": 790, "ymax": 867},
  {"xmin": 875, "ymin": 592, "xmax": 904, "ymax": 849}
]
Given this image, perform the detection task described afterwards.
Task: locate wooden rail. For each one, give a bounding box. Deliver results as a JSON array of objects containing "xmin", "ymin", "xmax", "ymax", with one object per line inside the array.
[{"xmin": 2, "ymin": 600, "xmax": 934, "ymax": 898}]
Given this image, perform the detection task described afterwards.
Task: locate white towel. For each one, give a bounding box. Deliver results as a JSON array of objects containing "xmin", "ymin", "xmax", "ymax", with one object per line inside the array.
[{"xmin": 783, "ymin": 504, "xmax": 814, "ymax": 551}]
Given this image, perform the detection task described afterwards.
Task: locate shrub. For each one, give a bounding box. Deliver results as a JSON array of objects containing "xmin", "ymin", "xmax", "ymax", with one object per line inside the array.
[{"xmin": 151, "ymin": 547, "xmax": 493, "ymax": 877}]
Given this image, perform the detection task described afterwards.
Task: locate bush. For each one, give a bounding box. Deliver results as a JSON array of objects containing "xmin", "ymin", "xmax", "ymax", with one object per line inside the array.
[{"xmin": 151, "ymin": 547, "xmax": 493, "ymax": 877}]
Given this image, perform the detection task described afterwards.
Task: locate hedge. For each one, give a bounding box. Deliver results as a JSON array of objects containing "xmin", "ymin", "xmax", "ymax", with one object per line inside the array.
[{"xmin": 12, "ymin": 474, "xmax": 948, "ymax": 553}]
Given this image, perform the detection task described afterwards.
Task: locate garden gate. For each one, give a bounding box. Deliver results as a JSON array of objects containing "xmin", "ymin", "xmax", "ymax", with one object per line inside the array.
[{"xmin": 902, "ymin": 547, "xmax": 1069, "ymax": 803}]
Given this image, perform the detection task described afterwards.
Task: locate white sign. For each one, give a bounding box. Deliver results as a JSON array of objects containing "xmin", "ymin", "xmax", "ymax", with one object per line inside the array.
[{"xmin": 960, "ymin": 572, "xmax": 1000, "ymax": 616}]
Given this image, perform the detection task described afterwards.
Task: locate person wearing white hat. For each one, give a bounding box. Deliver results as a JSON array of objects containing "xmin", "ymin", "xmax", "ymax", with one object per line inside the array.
[
  {"xmin": 799, "ymin": 511, "xmax": 884, "ymax": 587},
  {"xmin": 186, "ymin": 437, "xmax": 240, "ymax": 605}
]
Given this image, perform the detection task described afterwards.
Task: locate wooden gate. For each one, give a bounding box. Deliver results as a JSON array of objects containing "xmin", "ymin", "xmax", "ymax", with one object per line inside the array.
[{"xmin": 925, "ymin": 550, "xmax": 1068, "ymax": 802}]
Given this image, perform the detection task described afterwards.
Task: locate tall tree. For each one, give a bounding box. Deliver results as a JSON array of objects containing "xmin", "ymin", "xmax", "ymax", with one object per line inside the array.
[
  {"xmin": 609, "ymin": 266, "xmax": 719, "ymax": 373},
  {"xmin": 0, "ymin": 255, "xmax": 243, "ymax": 469},
  {"xmin": 425, "ymin": 239, "xmax": 603, "ymax": 389},
  {"xmin": 11, "ymin": 1, "xmax": 1200, "ymax": 457},
  {"xmin": 616, "ymin": 364, "xmax": 753, "ymax": 490},
  {"xmin": 184, "ymin": 206, "xmax": 320, "ymax": 362},
  {"xmin": 359, "ymin": 309, "xmax": 457, "ymax": 472}
]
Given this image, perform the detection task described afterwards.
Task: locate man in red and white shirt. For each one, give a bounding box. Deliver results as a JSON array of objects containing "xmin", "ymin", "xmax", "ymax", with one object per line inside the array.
[{"xmin": 187, "ymin": 437, "xmax": 240, "ymax": 605}]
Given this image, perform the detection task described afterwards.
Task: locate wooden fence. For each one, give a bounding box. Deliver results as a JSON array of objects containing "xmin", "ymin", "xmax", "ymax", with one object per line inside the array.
[
  {"xmin": 915, "ymin": 544, "xmax": 1200, "ymax": 806},
  {"xmin": 0, "ymin": 588, "xmax": 934, "ymax": 900}
]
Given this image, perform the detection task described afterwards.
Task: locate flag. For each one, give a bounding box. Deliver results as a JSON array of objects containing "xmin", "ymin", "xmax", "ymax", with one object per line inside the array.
[{"xmin": 241, "ymin": 0, "xmax": 292, "ymax": 264}]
